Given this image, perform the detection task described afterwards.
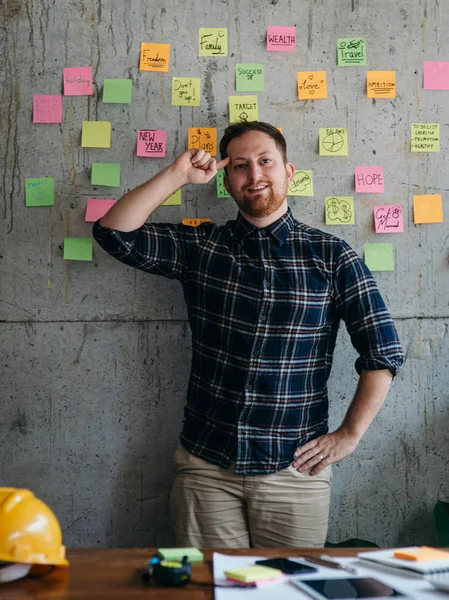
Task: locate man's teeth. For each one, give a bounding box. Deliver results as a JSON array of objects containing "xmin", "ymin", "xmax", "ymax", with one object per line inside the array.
[{"xmin": 249, "ymin": 185, "xmax": 267, "ymax": 191}]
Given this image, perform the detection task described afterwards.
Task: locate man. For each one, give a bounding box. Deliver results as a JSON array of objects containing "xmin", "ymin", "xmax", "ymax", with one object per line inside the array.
[{"xmin": 93, "ymin": 122, "xmax": 404, "ymax": 548}]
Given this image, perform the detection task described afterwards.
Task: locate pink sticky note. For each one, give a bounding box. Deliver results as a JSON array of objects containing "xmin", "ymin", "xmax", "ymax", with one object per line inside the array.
[
  {"xmin": 63, "ymin": 66, "xmax": 93, "ymax": 96},
  {"xmin": 85, "ymin": 198, "xmax": 116, "ymax": 222},
  {"xmin": 136, "ymin": 129, "xmax": 167, "ymax": 157},
  {"xmin": 266, "ymin": 26, "xmax": 296, "ymax": 52},
  {"xmin": 423, "ymin": 61, "xmax": 449, "ymax": 90},
  {"xmin": 355, "ymin": 166, "xmax": 384, "ymax": 193},
  {"xmin": 374, "ymin": 205, "xmax": 404, "ymax": 233},
  {"xmin": 33, "ymin": 94, "xmax": 62, "ymax": 123}
]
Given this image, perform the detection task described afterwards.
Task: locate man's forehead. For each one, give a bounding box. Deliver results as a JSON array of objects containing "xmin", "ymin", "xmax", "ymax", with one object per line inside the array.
[{"xmin": 227, "ymin": 131, "xmax": 279, "ymax": 158}]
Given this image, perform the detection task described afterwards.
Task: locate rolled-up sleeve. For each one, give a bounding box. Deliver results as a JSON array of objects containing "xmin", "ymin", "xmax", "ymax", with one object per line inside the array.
[{"xmin": 333, "ymin": 241, "xmax": 404, "ymax": 377}]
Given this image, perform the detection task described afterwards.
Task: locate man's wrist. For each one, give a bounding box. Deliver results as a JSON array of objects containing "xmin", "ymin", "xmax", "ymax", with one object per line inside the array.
[{"xmin": 165, "ymin": 163, "xmax": 188, "ymax": 189}]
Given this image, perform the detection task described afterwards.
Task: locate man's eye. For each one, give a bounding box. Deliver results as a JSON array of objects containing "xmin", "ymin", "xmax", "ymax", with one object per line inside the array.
[
  {"xmin": 261, "ymin": 158, "xmax": 271, "ymax": 164},
  {"xmin": 235, "ymin": 164, "xmax": 246, "ymax": 169}
]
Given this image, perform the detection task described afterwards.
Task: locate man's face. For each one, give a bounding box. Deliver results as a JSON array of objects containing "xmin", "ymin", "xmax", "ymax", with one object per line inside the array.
[{"xmin": 224, "ymin": 131, "xmax": 295, "ymax": 218}]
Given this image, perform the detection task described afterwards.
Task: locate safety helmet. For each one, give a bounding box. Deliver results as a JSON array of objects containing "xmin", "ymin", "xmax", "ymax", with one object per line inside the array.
[{"xmin": 0, "ymin": 488, "xmax": 69, "ymax": 567}]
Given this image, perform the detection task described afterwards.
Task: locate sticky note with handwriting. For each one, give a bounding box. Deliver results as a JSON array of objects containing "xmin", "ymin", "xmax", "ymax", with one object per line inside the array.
[
  {"xmin": 355, "ymin": 166, "xmax": 384, "ymax": 193},
  {"xmin": 229, "ymin": 95, "xmax": 258, "ymax": 123},
  {"xmin": 172, "ymin": 77, "xmax": 200, "ymax": 106},
  {"xmin": 413, "ymin": 194, "xmax": 443, "ymax": 224},
  {"xmin": 288, "ymin": 170, "xmax": 314, "ymax": 196},
  {"xmin": 25, "ymin": 177, "xmax": 54, "ymax": 207},
  {"xmin": 411, "ymin": 123, "xmax": 440, "ymax": 152},
  {"xmin": 139, "ymin": 43, "xmax": 170, "ymax": 72},
  {"xmin": 64, "ymin": 238, "xmax": 93, "ymax": 261},
  {"xmin": 297, "ymin": 71, "xmax": 327, "ymax": 99},
  {"xmin": 337, "ymin": 38, "xmax": 366, "ymax": 66},
  {"xmin": 374, "ymin": 205, "xmax": 404, "ymax": 233},
  {"xmin": 103, "ymin": 78, "xmax": 132, "ymax": 103},
  {"xmin": 81, "ymin": 121, "xmax": 111, "ymax": 148},
  {"xmin": 216, "ymin": 170, "xmax": 231, "ymax": 198},
  {"xmin": 63, "ymin": 66, "xmax": 92, "ymax": 95},
  {"xmin": 188, "ymin": 128, "xmax": 217, "ymax": 156},
  {"xmin": 319, "ymin": 128, "xmax": 348, "ymax": 156},
  {"xmin": 367, "ymin": 71, "xmax": 396, "ymax": 98},
  {"xmin": 162, "ymin": 189, "xmax": 181, "ymax": 206},
  {"xmin": 199, "ymin": 28, "xmax": 228, "ymax": 56},
  {"xmin": 85, "ymin": 199, "xmax": 116, "ymax": 222},
  {"xmin": 33, "ymin": 95, "xmax": 62, "ymax": 123},
  {"xmin": 266, "ymin": 26, "xmax": 296, "ymax": 52},
  {"xmin": 423, "ymin": 62, "xmax": 449, "ymax": 90},
  {"xmin": 236, "ymin": 63, "xmax": 264, "ymax": 92},
  {"xmin": 136, "ymin": 130, "xmax": 166, "ymax": 157},
  {"xmin": 325, "ymin": 197, "xmax": 355, "ymax": 225}
]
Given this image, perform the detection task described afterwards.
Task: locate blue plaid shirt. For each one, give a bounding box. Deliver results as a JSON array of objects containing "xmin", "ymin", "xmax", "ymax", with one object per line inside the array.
[{"xmin": 93, "ymin": 209, "xmax": 404, "ymax": 475}]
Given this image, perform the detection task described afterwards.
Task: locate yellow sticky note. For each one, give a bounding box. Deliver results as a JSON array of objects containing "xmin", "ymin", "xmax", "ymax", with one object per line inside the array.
[
  {"xmin": 367, "ymin": 71, "xmax": 396, "ymax": 98},
  {"xmin": 319, "ymin": 128, "xmax": 348, "ymax": 156},
  {"xmin": 411, "ymin": 123, "xmax": 440, "ymax": 152},
  {"xmin": 288, "ymin": 170, "xmax": 314, "ymax": 196},
  {"xmin": 172, "ymin": 77, "xmax": 201, "ymax": 106},
  {"xmin": 139, "ymin": 43, "xmax": 170, "ymax": 72},
  {"xmin": 225, "ymin": 566, "xmax": 282, "ymax": 583},
  {"xmin": 81, "ymin": 121, "xmax": 111, "ymax": 148},
  {"xmin": 229, "ymin": 95, "xmax": 258, "ymax": 123},
  {"xmin": 198, "ymin": 28, "xmax": 228, "ymax": 56},
  {"xmin": 162, "ymin": 189, "xmax": 182, "ymax": 206},
  {"xmin": 297, "ymin": 71, "xmax": 327, "ymax": 99},
  {"xmin": 325, "ymin": 197, "xmax": 355, "ymax": 225},
  {"xmin": 188, "ymin": 128, "xmax": 217, "ymax": 156},
  {"xmin": 413, "ymin": 194, "xmax": 443, "ymax": 224},
  {"xmin": 182, "ymin": 218, "xmax": 211, "ymax": 227}
]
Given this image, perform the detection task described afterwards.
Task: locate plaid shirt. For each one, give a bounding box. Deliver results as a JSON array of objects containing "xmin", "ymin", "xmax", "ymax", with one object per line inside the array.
[{"xmin": 93, "ymin": 209, "xmax": 404, "ymax": 475}]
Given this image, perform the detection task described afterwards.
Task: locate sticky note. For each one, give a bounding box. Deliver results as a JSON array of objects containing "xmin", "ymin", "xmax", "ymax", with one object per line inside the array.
[
  {"xmin": 139, "ymin": 43, "xmax": 170, "ymax": 72},
  {"xmin": 367, "ymin": 71, "xmax": 396, "ymax": 98},
  {"xmin": 423, "ymin": 62, "xmax": 449, "ymax": 90},
  {"xmin": 81, "ymin": 121, "xmax": 111, "ymax": 148},
  {"xmin": 64, "ymin": 238, "xmax": 93, "ymax": 261},
  {"xmin": 325, "ymin": 197, "xmax": 354, "ymax": 225},
  {"xmin": 102, "ymin": 79, "xmax": 132, "ymax": 103},
  {"xmin": 162, "ymin": 189, "xmax": 181, "ymax": 206},
  {"xmin": 25, "ymin": 177, "xmax": 54, "ymax": 207},
  {"xmin": 411, "ymin": 123, "xmax": 440, "ymax": 152},
  {"xmin": 297, "ymin": 71, "xmax": 327, "ymax": 100},
  {"xmin": 355, "ymin": 166, "xmax": 384, "ymax": 193},
  {"xmin": 217, "ymin": 169, "xmax": 231, "ymax": 198},
  {"xmin": 266, "ymin": 26, "xmax": 296, "ymax": 52},
  {"xmin": 158, "ymin": 548, "xmax": 204, "ymax": 562},
  {"xmin": 225, "ymin": 566, "xmax": 282, "ymax": 583},
  {"xmin": 229, "ymin": 95, "xmax": 258, "ymax": 123},
  {"xmin": 198, "ymin": 28, "xmax": 228, "ymax": 56},
  {"xmin": 136, "ymin": 130, "xmax": 166, "ymax": 158},
  {"xmin": 364, "ymin": 243, "xmax": 394, "ymax": 272},
  {"xmin": 394, "ymin": 547, "xmax": 449, "ymax": 562},
  {"xmin": 374, "ymin": 205, "xmax": 404, "ymax": 233},
  {"xmin": 91, "ymin": 163, "xmax": 120, "ymax": 187},
  {"xmin": 413, "ymin": 194, "xmax": 443, "ymax": 224},
  {"xmin": 85, "ymin": 199, "xmax": 116, "ymax": 222},
  {"xmin": 63, "ymin": 66, "xmax": 92, "ymax": 96},
  {"xmin": 172, "ymin": 77, "xmax": 201, "ymax": 106},
  {"xmin": 319, "ymin": 128, "xmax": 348, "ymax": 156},
  {"xmin": 337, "ymin": 38, "xmax": 366, "ymax": 66},
  {"xmin": 33, "ymin": 95, "xmax": 62, "ymax": 123},
  {"xmin": 288, "ymin": 170, "xmax": 314, "ymax": 196},
  {"xmin": 182, "ymin": 218, "xmax": 212, "ymax": 227},
  {"xmin": 188, "ymin": 128, "xmax": 217, "ymax": 156},
  {"xmin": 236, "ymin": 63, "xmax": 264, "ymax": 92}
]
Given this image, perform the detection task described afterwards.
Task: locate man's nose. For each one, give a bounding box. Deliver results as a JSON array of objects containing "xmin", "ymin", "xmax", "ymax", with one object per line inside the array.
[{"xmin": 248, "ymin": 162, "xmax": 262, "ymax": 181}]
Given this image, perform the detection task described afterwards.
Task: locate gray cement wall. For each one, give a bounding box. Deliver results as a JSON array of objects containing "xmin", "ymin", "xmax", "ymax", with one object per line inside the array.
[{"xmin": 1, "ymin": 0, "xmax": 448, "ymax": 548}]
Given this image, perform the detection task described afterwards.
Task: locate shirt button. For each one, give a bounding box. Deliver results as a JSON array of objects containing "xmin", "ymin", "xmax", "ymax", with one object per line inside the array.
[
  {"xmin": 246, "ymin": 384, "xmax": 252, "ymax": 391},
  {"xmin": 254, "ymin": 350, "xmax": 261, "ymax": 357},
  {"xmin": 261, "ymin": 315, "xmax": 266, "ymax": 322},
  {"xmin": 261, "ymin": 229, "xmax": 267, "ymax": 236},
  {"xmin": 264, "ymin": 280, "xmax": 271, "ymax": 289}
]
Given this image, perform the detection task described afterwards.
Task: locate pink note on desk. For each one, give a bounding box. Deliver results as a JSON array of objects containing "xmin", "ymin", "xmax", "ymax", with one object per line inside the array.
[
  {"xmin": 33, "ymin": 95, "xmax": 62, "ymax": 123},
  {"xmin": 266, "ymin": 26, "xmax": 296, "ymax": 52},
  {"xmin": 423, "ymin": 62, "xmax": 449, "ymax": 90},
  {"xmin": 85, "ymin": 199, "xmax": 116, "ymax": 222}
]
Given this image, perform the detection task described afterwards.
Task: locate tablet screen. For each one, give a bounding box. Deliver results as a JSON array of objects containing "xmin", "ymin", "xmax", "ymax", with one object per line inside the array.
[{"xmin": 293, "ymin": 577, "xmax": 407, "ymax": 599}]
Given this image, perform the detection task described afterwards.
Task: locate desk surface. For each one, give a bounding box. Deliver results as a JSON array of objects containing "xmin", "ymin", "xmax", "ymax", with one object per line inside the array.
[{"xmin": 0, "ymin": 547, "xmax": 360, "ymax": 599}]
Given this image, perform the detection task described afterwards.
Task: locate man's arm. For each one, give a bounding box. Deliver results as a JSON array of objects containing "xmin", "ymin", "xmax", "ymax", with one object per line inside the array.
[
  {"xmin": 292, "ymin": 368, "xmax": 393, "ymax": 475},
  {"xmin": 100, "ymin": 149, "xmax": 230, "ymax": 232}
]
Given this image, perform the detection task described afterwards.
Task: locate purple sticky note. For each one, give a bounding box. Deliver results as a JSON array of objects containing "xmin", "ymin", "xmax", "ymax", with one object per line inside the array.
[
  {"xmin": 63, "ymin": 66, "xmax": 93, "ymax": 96},
  {"xmin": 85, "ymin": 198, "xmax": 116, "ymax": 222},
  {"xmin": 355, "ymin": 166, "xmax": 384, "ymax": 193},
  {"xmin": 33, "ymin": 94, "xmax": 62, "ymax": 123},
  {"xmin": 423, "ymin": 61, "xmax": 449, "ymax": 90},
  {"xmin": 136, "ymin": 129, "xmax": 167, "ymax": 157},
  {"xmin": 266, "ymin": 26, "xmax": 296, "ymax": 52},
  {"xmin": 374, "ymin": 205, "xmax": 404, "ymax": 233}
]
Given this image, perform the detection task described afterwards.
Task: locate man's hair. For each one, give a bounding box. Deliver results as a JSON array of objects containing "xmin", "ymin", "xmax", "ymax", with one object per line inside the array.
[{"xmin": 219, "ymin": 121, "xmax": 288, "ymax": 163}]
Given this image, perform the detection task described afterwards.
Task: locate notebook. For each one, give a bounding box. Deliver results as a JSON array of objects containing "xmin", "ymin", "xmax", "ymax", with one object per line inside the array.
[{"xmin": 358, "ymin": 547, "xmax": 449, "ymax": 575}]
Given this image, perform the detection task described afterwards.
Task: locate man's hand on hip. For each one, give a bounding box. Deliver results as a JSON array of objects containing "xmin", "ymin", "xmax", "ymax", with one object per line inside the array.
[{"xmin": 291, "ymin": 428, "xmax": 360, "ymax": 476}]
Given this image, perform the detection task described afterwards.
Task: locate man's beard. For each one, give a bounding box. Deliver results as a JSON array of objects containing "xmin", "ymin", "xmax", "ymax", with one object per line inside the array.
[{"xmin": 232, "ymin": 179, "xmax": 288, "ymax": 218}]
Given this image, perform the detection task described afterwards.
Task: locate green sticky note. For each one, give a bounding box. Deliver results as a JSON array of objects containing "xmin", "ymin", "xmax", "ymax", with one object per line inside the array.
[
  {"xmin": 199, "ymin": 28, "xmax": 228, "ymax": 56},
  {"xmin": 25, "ymin": 177, "xmax": 54, "ymax": 206},
  {"xmin": 411, "ymin": 123, "xmax": 440, "ymax": 152},
  {"xmin": 364, "ymin": 243, "xmax": 394, "ymax": 272},
  {"xmin": 91, "ymin": 163, "xmax": 121, "ymax": 187},
  {"xmin": 319, "ymin": 128, "xmax": 348, "ymax": 156},
  {"xmin": 158, "ymin": 548, "xmax": 204, "ymax": 562},
  {"xmin": 216, "ymin": 169, "xmax": 231, "ymax": 198},
  {"xmin": 236, "ymin": 63, "xmax": 264, "ymax": 92},
  {"xmin": 288, "ymin": 170, "xmax": 314, "ymax": 196},
  {"xmin": 337, "ymin": 38, "xmax": 366, "ymax": 66},
  {"xmin": 81, "ymin": 121, "xmax": 111, "ymax": 148},
  {"xmin": 102, "ymin": 78, "xmax": 132, "ymax": 103},
  {"xmin": 325, "ymin": 197, "xmax": 355, "ymax": 225},
  {"xmin": 64, "ymin": 238, "xmax": 93, "ymax": 261},
  {"xmin": 162, "ymin": 189, "xmax": 181, "ymax": 206},
  {"xmin": 171, "ymin": 77, "xmax": 201, "ymax": 106},
  {"xmin": 229, "ymin": 95, "xmax": 258, "ymax": 123}
]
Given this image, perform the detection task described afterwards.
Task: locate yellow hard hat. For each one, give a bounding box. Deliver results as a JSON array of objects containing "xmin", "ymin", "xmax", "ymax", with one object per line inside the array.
[{"xmin": 0, "ymin": 488, "xmax": 69, "ymax": 566}]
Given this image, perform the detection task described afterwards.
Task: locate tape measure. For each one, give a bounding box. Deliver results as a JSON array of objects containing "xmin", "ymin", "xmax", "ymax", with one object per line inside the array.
[{"xmin": 143, "ymin": 555, "xmax": 192, "ymax": 586}]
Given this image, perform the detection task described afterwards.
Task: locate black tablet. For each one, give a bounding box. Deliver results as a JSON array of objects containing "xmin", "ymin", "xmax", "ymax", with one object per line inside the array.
[{"xmin": 291, "ymin": 577, "xmax": 411, "ymax": 599}]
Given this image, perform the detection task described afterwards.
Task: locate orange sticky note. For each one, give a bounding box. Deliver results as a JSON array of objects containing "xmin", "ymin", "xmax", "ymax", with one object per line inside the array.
[
  {"xmin": 297, "ymin": 71, "xmax": 327, "ymax": 99},
  {"xmin": 182, "ymin": 218, "xmax": 211, "ymax": 227},
  {"xmin": 367, "ymin": 71, "xmax": 396, "ymax": 98},
  {"xmin": 139, "ymin": 43, "xmax": 170, "ymax": 72},
  {"xmin": 413, "ymin": 194, "xmax": 443, "ymax": 224},
  {"xmin": 394, "ymin": 547, "xmax": 449, "ymax": 562},
  {"xmin": 188, "ymin": 128, "xmax": 217, "ymax": 156}
]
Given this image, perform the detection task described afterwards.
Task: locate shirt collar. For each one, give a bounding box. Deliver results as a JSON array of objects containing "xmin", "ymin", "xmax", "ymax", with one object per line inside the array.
[{"xmin": 233, "ymin": 208, "xmax": 295, "ymax": 246}]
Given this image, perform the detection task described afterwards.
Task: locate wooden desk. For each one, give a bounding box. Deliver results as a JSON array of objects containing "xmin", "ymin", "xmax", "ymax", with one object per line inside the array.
[{"xmin": 0, "ymin": 548, "xmax": 360, "ymax": 599}]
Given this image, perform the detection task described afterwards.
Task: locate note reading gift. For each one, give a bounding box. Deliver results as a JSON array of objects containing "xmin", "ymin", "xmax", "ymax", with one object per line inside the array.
[
  {"xmin": 139, "ymin": 43, "xmax": 170, "ymax": 72},
  {"xmin": 297, "ymin": 72, "xmax": 327, "ymax": 100},
  {"xmin": 33, "ymin": 95, "xmax": 62, "ymax": 123},
  {"xmin": 172, "ymin": 77, "xmax": 200, "ymax": 106},
  {"xmin": 319, "ymin": 128, "xmax": 348, "ymax": 156},
  {"xmin": 374, "ymin": 205, "xmax": 404, "ymax": 233},
  {"xmin": 198, "ymin": 28, "xmax": 228, "ymax": 56},
  {"xmin": 367, "ymin": 71, "xmax": 396, "ymax": 98},
  {"xmin": 266, "ymin": 26, "xmax": 296, "ymax": 52},
  {"xmin": 355, "ymin": 167, "xmax": 384, "ymax": 193},
  {"xmin": 63, "ymin": 66, "xmax": 92, "ymax": 95},
  {"xmin": 229, "ymin": 95, "xmax": 258, "ymax": 123},
  {"xmin": 136, "ymin": 130, "xmax": 166, "ymax": 157}
]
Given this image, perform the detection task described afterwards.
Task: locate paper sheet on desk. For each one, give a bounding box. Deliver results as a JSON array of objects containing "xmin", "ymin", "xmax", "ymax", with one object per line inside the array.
[{"xmin": 212, "ymin": 553, "xmax": 444, "ymax": 599}]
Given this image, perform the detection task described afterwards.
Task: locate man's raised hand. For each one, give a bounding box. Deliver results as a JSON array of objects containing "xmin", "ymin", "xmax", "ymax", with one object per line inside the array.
[{"xmin": 173, "ymin": 149, "xmax": 230, "ymax": 185}]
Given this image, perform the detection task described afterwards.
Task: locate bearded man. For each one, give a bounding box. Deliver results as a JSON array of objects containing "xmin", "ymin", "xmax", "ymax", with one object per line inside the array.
[{"xmin": 93, "ymin": 122, "xmax": 403, "ymax": 548}]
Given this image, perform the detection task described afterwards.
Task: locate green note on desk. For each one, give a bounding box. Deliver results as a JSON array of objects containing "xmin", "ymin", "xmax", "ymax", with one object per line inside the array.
[{"xmin": 157, "ymin": 548, "xmax": 204, "ymax": 562}]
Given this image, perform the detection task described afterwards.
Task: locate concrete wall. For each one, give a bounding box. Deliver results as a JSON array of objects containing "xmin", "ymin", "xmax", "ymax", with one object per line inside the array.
[{"xmin": 1, "ymin": 0, "xmax": 448, "ymax": 547}]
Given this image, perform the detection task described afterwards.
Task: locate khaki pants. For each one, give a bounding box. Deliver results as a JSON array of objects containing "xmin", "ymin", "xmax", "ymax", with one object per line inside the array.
[{"xmin": 170, "ymin": 445, "xmax": 332, "ymax": 548}]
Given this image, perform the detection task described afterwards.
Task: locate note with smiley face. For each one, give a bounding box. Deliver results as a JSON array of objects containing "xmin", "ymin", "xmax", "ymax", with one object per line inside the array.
[{"xmin": 297, "ymin": 71, "xmax": 327, "ymax": 99}]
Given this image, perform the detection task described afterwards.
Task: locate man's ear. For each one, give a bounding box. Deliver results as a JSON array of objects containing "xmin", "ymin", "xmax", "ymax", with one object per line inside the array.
[{"xmin": 286, "ymin": 162, "xmax": 295, "ymax": 184}]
